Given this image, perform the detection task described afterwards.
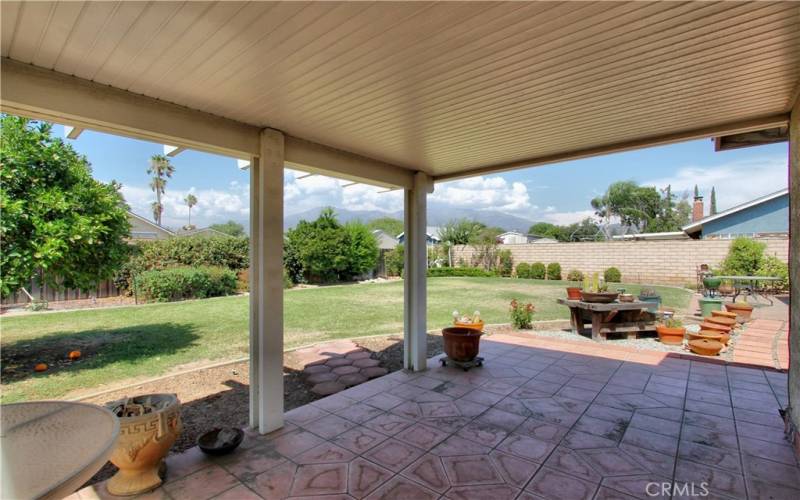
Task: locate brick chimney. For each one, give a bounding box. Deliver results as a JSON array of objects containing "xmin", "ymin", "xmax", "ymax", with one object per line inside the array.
[{"xmin": 692, "ymin": 194, "xmax": 704, "ymax": 222}]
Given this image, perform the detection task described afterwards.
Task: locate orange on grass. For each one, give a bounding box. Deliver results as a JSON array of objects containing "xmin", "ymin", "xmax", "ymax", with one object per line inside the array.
[
  {"xmin": 68, "ymin": 350, "xmax": 81, "ymax": 360},
  {"xmin": 34, "ymin": 363, "xmax": 48, "ymax": 372}
]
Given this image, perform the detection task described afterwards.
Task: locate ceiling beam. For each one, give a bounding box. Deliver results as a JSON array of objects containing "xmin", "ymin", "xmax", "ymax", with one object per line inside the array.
[
  {"xmin": 163, "ymin": 144, "xmax": 186, "ymax": 157},
  {"xmin": 64, "ymin": 125, "xmax": 83, "ymax": 139},
  {"xmin": 434, "ymin": 114, "xmax": 790, "ymax": 183}
]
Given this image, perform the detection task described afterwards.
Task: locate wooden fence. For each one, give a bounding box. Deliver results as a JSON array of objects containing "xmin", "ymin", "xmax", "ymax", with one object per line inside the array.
[{"xmin": 1, "ymin": 277, "xmax": 122, "ymax": 306}]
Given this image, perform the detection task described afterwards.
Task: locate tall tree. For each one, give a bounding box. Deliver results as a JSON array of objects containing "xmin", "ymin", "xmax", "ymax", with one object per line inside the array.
[
  {"xmin": 710, "ymin": 187, "xmax": 717, "ymax": 215},
  {"xmin": 591, "ymin": 181, "xmax": 661, "ymax": 231},
  {"xmin": 367, "ymin": 217, "xmax": 404, "ymax": 238},
  {"xmin": 694, "ymin": 184, "xmax": 700, "ymax": 199},
  {"xmin": 184, "ymin": 193, "xmax": 198, "ymax": 229},
  {"xmin": 147, "ymin": 154, "xmax": 175, "ymax": 225},
  {"xmin": 0, "ymin": 116, "xmax": 131, "ymax": 297},
  {"xmin": 210, "ymin": 220, "xmax": 246, "ymax": 237},
  {"xmin": 438, "ymin": 219, "xmax": 486, "ymax": 245}
]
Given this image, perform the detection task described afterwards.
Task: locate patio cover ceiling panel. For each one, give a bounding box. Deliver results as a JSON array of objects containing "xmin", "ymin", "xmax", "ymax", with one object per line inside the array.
[{"xmin": 1, "ymin": 1, "xmax": 798, "ymax": 180}]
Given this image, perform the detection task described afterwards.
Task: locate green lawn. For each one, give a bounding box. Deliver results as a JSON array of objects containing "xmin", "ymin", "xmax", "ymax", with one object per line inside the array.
[{"xmin": 0, "ymin": 278, "xmax": 690, "ymax": 403}]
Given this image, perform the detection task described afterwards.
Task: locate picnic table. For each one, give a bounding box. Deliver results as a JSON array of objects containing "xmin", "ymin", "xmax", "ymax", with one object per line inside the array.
[
  {"xmin": 557, "ymin": 298, "xmax": 658, "ymax": 341},
  {"xmin": 713, "ymin": 275, "xmax": 782, "ymax": 305}
]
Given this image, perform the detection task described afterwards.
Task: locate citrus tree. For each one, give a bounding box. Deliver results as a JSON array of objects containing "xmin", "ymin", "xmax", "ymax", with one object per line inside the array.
[{"xmin": 0, "ymin": 116, "xmax": 131, "ymax": 297}]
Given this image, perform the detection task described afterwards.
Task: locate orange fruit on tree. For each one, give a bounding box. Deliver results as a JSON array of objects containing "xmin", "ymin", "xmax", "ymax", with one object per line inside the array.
[{"xmin": 34, "ymin": 363, "xmax": 48, "ymax": 372}]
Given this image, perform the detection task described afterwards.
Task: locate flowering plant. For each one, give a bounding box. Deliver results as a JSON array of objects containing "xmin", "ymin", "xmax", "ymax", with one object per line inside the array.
[{"xmin": 509, "ymin": 299, "xmax": 535, "ymax": 329}]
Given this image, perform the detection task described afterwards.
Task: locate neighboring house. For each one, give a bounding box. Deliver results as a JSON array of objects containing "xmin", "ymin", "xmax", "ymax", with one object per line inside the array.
[
  {"xmin": 530, "ymin": 237, "xmax": 560, "ymax": 244},
  {"xmin": 372, "ymin": 229, "xmax": 399, "ymax": 250},
  {"xmin": 176, "ymin": 227, "xmax": 230, "ymax": 238},
  {"xmin": 396, "ymin": 226, "xmax": 442, "ymax": 246},
  {"xmin": 612, "ymin": 231, "xmax": 689, "ymax": 241},
  {"xmin": 683, "ymin": 188, "xmax": 789, "ymax": 239},
  {"xmin": 497, "ymin": 231, "xmax": 532, "ymax": 244},
  {"xmin": 127, "ymin": 211, "xmax": 175, "ymax": 240}
]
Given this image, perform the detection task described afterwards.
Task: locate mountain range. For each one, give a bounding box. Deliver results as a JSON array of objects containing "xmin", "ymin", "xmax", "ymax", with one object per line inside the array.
[{"xmin": 283, "ymin": 202, "xmax": 535, "ymax": 233}]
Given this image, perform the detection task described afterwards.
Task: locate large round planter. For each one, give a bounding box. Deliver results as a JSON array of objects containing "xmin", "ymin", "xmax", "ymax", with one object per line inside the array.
[
  {"xmin": 656, "ymin": 325, "xmax": 685, "ymax": 345},
  {"xmin": 638, "ymin": 295, "xmax": 661, "ymax": 311},
  {"xmin": 566, "ymin": 287, "xmax": 582, "ymax": 300},
  {"xmin": 688, "ymin": 339, "xmax": 723, "ymax": 356},
  {"xmin": 580, "ymin": 291, "xmax": 619, "ymax": 303},
  {"xmin": 698, "ymin": 297, "xmax": 723, "ymax": 318},
  {"xmin": 106, "ymin": 394, "xmax": 182, "ymax": 496},
  {"xmin": 687, "ymin": 330, "xmax": 723, "ymax": 342},
  {"xmin": 706, "ymin": 315, "xmax": 737, "ymax": 329},
  {"xmin": 702, "ymin": 276, "xmax": 722, "ymax": 291},
  {"xmin": 725, "ymin": 302, "xmax": 754, "ymax": 322},
  {"xmin": 442, "ymin": 327, "xmax": 483, "ymax": 362},
  {"xmin": 699, "ymin": 321, "xmax": 732, "ymax": 334},
  {"xmin": 711, "ymin": 310, "xmax": 738, "ymax": 320}
]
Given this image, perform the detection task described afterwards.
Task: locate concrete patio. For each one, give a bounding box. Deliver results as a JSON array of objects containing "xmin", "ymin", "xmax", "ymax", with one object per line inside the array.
[{"xmin": 72, "ymin": 333, "xmax": 797, "ymax": 500}]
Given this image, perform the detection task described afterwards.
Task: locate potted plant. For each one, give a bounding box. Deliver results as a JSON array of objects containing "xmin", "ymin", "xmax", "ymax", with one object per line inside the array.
[
  {"xmin": 566, "ymin": 270, "xmax": 583, "ymax": 300},
  {"xmin": 656, "ymin": 318, "xmax": 685, "ymax": 345},
  {"xmin": 638, "ymin": 287, "xmax": 661, "ymax": 311},
  {"xmin": 452, "ymin": 310, "xmax": 484, "ymax": 331},
  {"xmin": 580, "ymin": 273, "xmax": 618, "ymax": 303},
  {"xmin": 725, "ymin": 300, "xmax": 754, "ymax": 322}
]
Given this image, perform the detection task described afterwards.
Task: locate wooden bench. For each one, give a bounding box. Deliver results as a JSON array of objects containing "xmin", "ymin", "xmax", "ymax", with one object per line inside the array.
[{"xmin": 557, "ymin": 298, "xmax": 658, "ymax": 341}]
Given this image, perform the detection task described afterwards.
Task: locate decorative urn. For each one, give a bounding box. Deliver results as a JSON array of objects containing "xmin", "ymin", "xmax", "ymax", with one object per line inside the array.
[{"xmin": 105, "ymin": 394, "xmax": 182, "ymax": 496}]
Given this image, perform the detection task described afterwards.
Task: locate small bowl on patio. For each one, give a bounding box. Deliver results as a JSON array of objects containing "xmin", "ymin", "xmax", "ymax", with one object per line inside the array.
[
  {"xmin": 618, "ymin": 293, "xmax": 634, "ymax": 303},
  {"xmin": 580, "ymin": 291, "xmax": 619, "ymax": 303},
  {"xmin": 198, "ymin": 427, "xmax": 244, "ymax": 456}
]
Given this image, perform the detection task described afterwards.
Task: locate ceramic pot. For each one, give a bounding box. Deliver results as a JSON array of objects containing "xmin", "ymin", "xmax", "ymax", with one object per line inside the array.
[
  {"xmin": 656, "ymin": 325, "xmax": 685, "ymax": 345},
  {"xmin": 725, "ymin": 302, "xmax": 754, "ymax": 322},
  {"xmin": 442, "ymin": 327, "xmax": 483, "ymax": 362},
  {"xmin": 106, "ymin": 394, "xmax": 182, "ymax": 496},
  {"xmin": 688, "ymin": 339, "xmax": 723, "ymax": 356},
  {"xmin": 618, "ymin": 294, "xmax": 634, "ymax": 303},
  {"xmin": 699, "ymin": 321, "xmax": 732, "ymax": 334},
  {"xmin": 702, "ymin": 276, "xmax": 722, "ymax": 290},
  {"xmin": 580, "ymin": 291, "xmax": 619, "ymax": 303},
  {"xmin": 453, "ymin": 320, "xmax": 484, "ymax": 332},
  {"xmin": 566, "ymin": 287, "xmax": 582, "ymax": 300},
  {"xmin": 698, "ymin": 297, "xmax": 723, "ymax": 317},
  {"xmin": 706, "ymin": 315, "xmax": 738, "ymax": 329},
  {"xmin": 718, "ymin": 284, "xmax": 735, "ymax": 296},
  {"xmin": 711, "ymin": 310, "xmax": 738, "ymax": 320},
  {"xmin": 638, "ymin": 295, "xmax": 661, "ymax": 311},
  {"xmin": 687, "ymin": 330, "xmax": 723, "ymax": 342}
]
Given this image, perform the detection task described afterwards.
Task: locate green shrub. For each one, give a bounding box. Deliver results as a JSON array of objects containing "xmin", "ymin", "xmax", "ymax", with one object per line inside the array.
[
  {"xmin": 498, "ymin": 250, "xmax": 513, "ymax": 277},
  {"xmin": 718, "ymin": 237, "xmax": 766, "ymax": 276},
  {"xmin": 546, "ymin": 263, "xmax": 562, "ymax": 280},
  {"xmin": 516, "ymin": 262, "xmax": 531, "ymax": 279},
  {"xmin": 283, "ymin": 269, "xmax": 293, "ymax": 289},
  {"xmin": 757, "ymin": 254, "xmax": 789, "ymax": 291},
  {"xmin": 385, "ymin": 244, "xmax": 404, "ymax": 276},
  {"xmin": 135, "ymin": 266, "xmax": 237, "ymax": 302},
  {"xmin": 604, "ymin": 267, "xmax": 622, "ymax": 283},
  {"xmin": 530, "ymin": 262, "xmax": 546, "ymax": 280},
  {"xmin": 566, "ymin": 269, "xmax": 584, "ymax": 282},
  {"xmin": 427, "ymin": 267, "xmax": 496, "ymax": 277},
  {"xmin": 509, "ymin": 298, "xmax": 535, "ymax": 329}
]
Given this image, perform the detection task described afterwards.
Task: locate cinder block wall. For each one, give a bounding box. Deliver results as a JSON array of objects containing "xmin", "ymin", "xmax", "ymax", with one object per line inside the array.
[{"xmin": 451, "ymin": 238, "xmax": 789, "ymax": 286}]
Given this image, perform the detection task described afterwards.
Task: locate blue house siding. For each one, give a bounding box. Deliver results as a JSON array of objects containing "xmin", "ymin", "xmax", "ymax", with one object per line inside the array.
[{"xmin": 702, "ymin": 194, "xmax": 789, "ymax": 238}]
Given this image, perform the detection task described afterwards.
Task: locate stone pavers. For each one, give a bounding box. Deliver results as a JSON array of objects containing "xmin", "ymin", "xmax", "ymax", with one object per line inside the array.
[
  {"xmin": 292, "ymin": 340, "xmax": 388, "ymax": 396},
  {"xmin": 732, "ymin": 318, "xmax": 789, "ymax": 370},
  {"xmin": 71, "ymin": 333, "xmax": 798, "ymax": 500}
]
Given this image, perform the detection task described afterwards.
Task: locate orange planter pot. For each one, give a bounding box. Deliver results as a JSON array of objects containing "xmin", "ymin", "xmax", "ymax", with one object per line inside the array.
[
  {"xmin": 725, "ymin": 302, "xmax": 754, "ymax": 321},
  {"xmin": 699, "ymin": 322, "xmax": 732, "ymax": 334},
  {"xmin": 687, "ymin": 330, "xmax": 722, "ymax": 342},
  {"xmin": 566, "ymin": 287, "xmax": 582, "ymax": 300},
  {"xmin": 453, "ymin": 320, "xmax": 484, "ymax": 332},
  {"xmin": 656, "ymin": 325, "xmax": 685, "ymax": 345},
  {"xmin": 442, "ymin": 327, "xmax": 483, "ymax": 362},
  {"xmin": 711, "ymin": 310, "xmax": 737, "ymax": 320},
  {"xmin": 706, "ymin": 316, "xmax": 737, "ymax": 328},
  {"xmin": 689, "ymin": 339, "xmax": 723, "ymax": 356}
]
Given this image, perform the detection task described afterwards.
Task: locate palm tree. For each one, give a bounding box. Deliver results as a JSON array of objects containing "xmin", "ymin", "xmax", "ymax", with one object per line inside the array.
[
  {"xmin": 184, "ymin": 193, "xmax": 198, "ymax": 228},
  {"xmin": 147, "ymin": 154, "xmax": 174, "ymax": 225}
]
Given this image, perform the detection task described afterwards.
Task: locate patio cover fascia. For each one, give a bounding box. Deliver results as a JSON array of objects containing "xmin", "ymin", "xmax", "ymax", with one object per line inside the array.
[{"xmin": 1, "ymin": 59, "xmax": 797, "ymax": 437}]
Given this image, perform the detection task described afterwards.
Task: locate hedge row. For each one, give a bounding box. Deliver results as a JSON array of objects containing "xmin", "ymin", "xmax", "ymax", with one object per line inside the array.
[
  {"xmin": 134, "ymin": 266, "xmax": 237, "ymax": 302},
  {"xmin": 427, "ymin": 267, "xmax": 497, "ymax": 277}
]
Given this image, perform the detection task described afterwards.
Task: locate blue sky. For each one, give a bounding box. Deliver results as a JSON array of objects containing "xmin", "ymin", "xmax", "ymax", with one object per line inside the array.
[{"xmin": 53, "ymin": 124, "xmax": 789, "ymax": 230}]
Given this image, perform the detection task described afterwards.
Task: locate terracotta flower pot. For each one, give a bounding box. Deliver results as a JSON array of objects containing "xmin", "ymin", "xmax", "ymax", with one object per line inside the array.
[
  {"xmin": 580, "ymin": 291, "xmax": 619, "ymax": 303},
  {"xmin": 687, "ymin": 330, "xmax": 722, "ymax": 342},
  {"xmin": 442, "ymin": 327, "xmax": 483, "ymax": 362},
  {"xmin": 699, "ymin": 321, "xmax": 732, "ymax": 334},
  {"xmin": 688, "ymin": 338, "xmax": 723, "ymax": 356},
  {"xmin": 706, "ymin": 315, "xmax": 738, "ymax": 329},
  {"xmin": 711, "ymin": 310, "xmax": 737, "ymax": 320},
  {"xmin": 106, "ymin": 394, "xmax": 182, "ymax": 496},
  {"xmin": 566, "ymin": 287, "xmax": 582, "ymax": 300},
  {"xmin": 725, "ymin": 302, "xmax": 754, "ymax": 322},
  {"xmin": 656, "ymin": 325, "xmax": 685, "ymax": 345}
]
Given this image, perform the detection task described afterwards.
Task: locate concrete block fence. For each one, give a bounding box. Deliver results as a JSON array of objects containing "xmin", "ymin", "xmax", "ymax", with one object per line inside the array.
[{"xmin": 452, "ymin": 237, "xmax": 789, "ymax": 286}]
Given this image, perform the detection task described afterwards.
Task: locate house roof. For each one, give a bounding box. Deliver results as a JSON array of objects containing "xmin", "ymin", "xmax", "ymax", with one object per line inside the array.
[
  {"xmin": 1, "ymin": 2, "xmax": 794, "ymax": 183},
  {"xmin": 127, "ymin": 211, "xmax": 175, "ymax": 236},
  {"xmin": 176, "ymin": 227, "xmax": 229, "ymax": 237},
  {"xmin": 612, "ymin": 231, "xmax": 690, "ymax": 241},
  {"xmin": 682, "ymin": 188, "xmax": 789, "ymax": 235},
  {"xmin": 396, "ymin": 226, "xmax": 442, "ymax": 242}
]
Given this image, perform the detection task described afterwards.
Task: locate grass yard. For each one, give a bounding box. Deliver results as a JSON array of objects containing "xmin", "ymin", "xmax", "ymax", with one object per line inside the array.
[{"xmin": 0, "ymin": 278, "xmax": 690, "ymax": 403}]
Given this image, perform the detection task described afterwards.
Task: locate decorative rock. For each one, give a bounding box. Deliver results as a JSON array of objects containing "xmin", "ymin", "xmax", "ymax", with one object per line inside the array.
[
  {"xmin": 304, "ymin": 364, "xmax": 331, "ymax": 375},
  {"xmin": 332, "ymin": 365, "xmax": 360, "ymax": 376},
  {"xmin": 361, "ymin": 367, "xmax": 389, "ymax": 379},
  {"xmin": 325, "ymin": 357, "xmax": 352, "ymax": 368},
  {"xmin": 307, "ymin": 372, "xmax": 339, "ymax": 384},
  {"xmin": 311, "ymin": 381, "xmax": 346, "ymax": 396},
  {"xmin": 353, "ymin": 358, "xmax": 380, "ymax": 368},
  {"xmin": 338, "ymin": 373, "xmax": 368, "ymax": 387},
  {"xmin": 345, "ymin": 350, "xmax": 372, "ymax": 360}
]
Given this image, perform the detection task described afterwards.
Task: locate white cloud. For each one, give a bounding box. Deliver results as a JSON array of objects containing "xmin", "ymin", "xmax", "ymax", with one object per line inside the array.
[
  {"xmin": 540, "ymin": 209, "xmax": 596, "ymax": 225},
  {"xmin": 644, "ymin": 156, "xmax": 788, "ymax": 211},
  {"xmin": 121, "ymin": 184, "xmax": 249, "ymax": 229},
  {"xmin": 432, "ymin": 176, "xmax": 534, "ymax": 213}
]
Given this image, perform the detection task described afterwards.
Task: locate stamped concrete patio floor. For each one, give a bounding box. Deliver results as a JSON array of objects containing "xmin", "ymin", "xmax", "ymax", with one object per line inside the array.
[{"xmin": 74, "ymin": 334, "xmax": 797, "ymax": 500}]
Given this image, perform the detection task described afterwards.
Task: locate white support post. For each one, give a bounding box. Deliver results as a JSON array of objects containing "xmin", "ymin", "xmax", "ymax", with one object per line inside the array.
[
  {"xmin": 404, "ymin": 172, "xmax": 432, "ymax": 371},
  {"xmin": 250, "ymin": 129, "xmax": 285, "ymax": 433}
]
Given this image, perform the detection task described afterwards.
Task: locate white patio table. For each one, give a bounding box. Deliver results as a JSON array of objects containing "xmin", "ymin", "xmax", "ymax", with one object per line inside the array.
[{"xmin": 1, "ymin": 401, "xmax": 119, "ymax": 500}]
